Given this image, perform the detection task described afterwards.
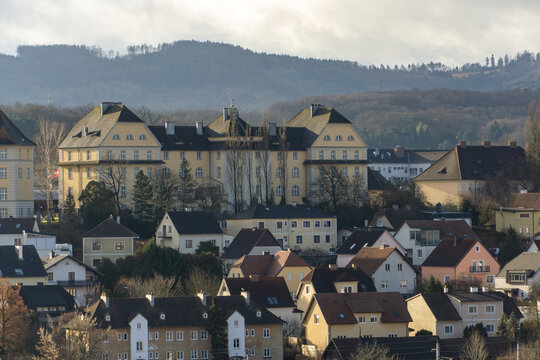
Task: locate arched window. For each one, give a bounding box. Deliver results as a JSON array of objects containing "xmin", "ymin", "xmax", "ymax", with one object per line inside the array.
[
  {"xmin": 292, "ymin": 185, "xmax": 300, "ymax": 196},
  {"xmin": 276, "ymin": 185, "xmax": 284, "ymax": 196},
  {"xmin": 335, "ymin": 135, "xmax": 343, "ymax": 141},
  {"xmin": 195, "ymin": 167, "xmax": 203, "ymax": 178},
  {"xmin": 323, "ymin": 135, "xmax": 331, "ymax": 141},
  {"xmin": 292, "ymin": 167, "xmax": 300, "ymax": 178},
  {"xmin": 347, "ymin": 135, "xmax": 355, "ymax": 141},
  {"xmin": 112, "ymin": 134, "xmax": 120, "ymax": 140},
  {"xmin": 126, "ymin": 134, "xmax": 134, "ymax": 140},
  {"xmin": 276, "ymin": 167, "xmax": 283, "ymax": 178},
  {"xmin": 139, "ymin": 134, "xmax": 147, "ymax": 140}
]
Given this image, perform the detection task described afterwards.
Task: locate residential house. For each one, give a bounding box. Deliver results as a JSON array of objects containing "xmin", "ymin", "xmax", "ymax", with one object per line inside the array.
[
  {"xmin": 19, "ymin": 285, "xmax": 76, "ymax": 327},
  {"xmin": 421, "ymin": 237, "xmax": 500, "ymax": 286},
  {"xmin": 225, "ymin": 204, "xmax": 337, "ymax": 253},
  {"xmin": 0, "ymin": 109, "xmax": 35, "ymax": 218},
  {"xmin": 227, "ymin": 250, "xmax": 312, "ymax": 299},
  {"xmin": 0, "ymin": 217, "xmax": 58, "ymax": 257},
  {"xmin": 0, "ymin": 245, "xmax": 47, "ymax": 285},
  {"xmin": 218, "ymin": 276, "xmax": 302, "ymax": 335},
  {"xmin": 302, "ymin": 292, "xmax": 411, "ymax": 352},
  {"xmin": 82, "ymin": 216, "xmax": 138, "ymax": 269},
  {"xmin": 86, "ymin": 293, "xmax": 284, "ymax": 360},
  {"xmin": 156, "ymin": 211, "xmax": 228, "ymax": 254},
  {"xmin": 43, "ymin": 252, "xmax": 101, "ymax": 306},
  {"xmin": 366, "ymin": 167, "xmax": 390, "ymax": 206},
  {"xmin": 369, "ymin": 206, "xmax": 425, "ymax": 233},
  {"xmin": 495, "ymin": 251, "xmax": 540, "ymax": 299},
  {"xmin": 296, "ymin": 266, "xmax": 376, "ymax": 314},
  {"xmin": 494, "ymin": 192, "xmax": 540, "ymax": 237},
  {"xmin": 346, "ymin": 246, "xmax": 417, "ymax": 295},
  {"xmin": 336, "ymin": 228, "xmax": 405, "ymax": 268},
  {"xmin": 414, "ymin": 141, "xmax": 525, "ymax": 206},
  {"xmin": 221, "ymin": 228, "xmax": 282, "ymax": 266},
  {"xmin": 58, "ymin": 103, "xmax": 368, "ymax": 213},
  {"xmin": 394, "ymin": 219, "xmax": 479, "ymax": 266},
  {"xmin": 527, "ymin": 239, "xmax": 540, "ymax": 252},
  {"xmin": 419, "ymin": 208, "xmax": 472, "ymax": 227},
  {"xmin": 367, "ymin": 146, "xmax": 446, "ymax": 183},
  {"xmin": 406, "ymin": 289, "xmax": 522, "ymax": 338}
]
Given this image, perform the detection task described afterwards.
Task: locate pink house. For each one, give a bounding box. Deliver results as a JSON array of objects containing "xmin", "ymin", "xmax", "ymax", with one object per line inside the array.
[{"xmin": 422, "ymin": 238, "xmax": 500, "ymax": 286}]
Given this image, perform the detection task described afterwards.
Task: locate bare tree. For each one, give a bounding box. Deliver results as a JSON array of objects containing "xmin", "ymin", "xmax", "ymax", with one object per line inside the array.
[
  {"xmin": 98, "ymin": 161, "xmax": 127, "ymax": 214},
  {"xmin": 244, "ymin": 127, "xmax": 255, "ymax": 206},
  {"xmin": 225, "ymin": 114, "xmax": 245, "ymax": 213},
  {"xmin": 115, "ymin": 272, "xmax": 182, "ymax": 298},
  {"xmin": 277, "ymin": 126, "xmax": 289, "ymax": 204},
  {"xmin": 0, "ymin": 279, "xmax": 31, "ymax": 359},
  {"xmin": 151, "ymin": 167, "xmax": 180, "ymax": 221},
  {"xmin": 182, "ymin": 268, "xmax": 221, "ymax": 296},
  {"xmin": 256, "ymin": 124, "xmax": 272, "ymax": 205},
  {"xmin": 317, "ymin": 165, "xmax": 349, "ymax": 210},
  {"xmin": 460, "ymin": 331, "xmax": 488, "ymax": 360},
  {"xmin": 350, "ymin": 341, "xmax": 397, "ymax": 360},
  {"xmin": 34, "ymin": 119, "xmax": 66, "ymax": 222}
]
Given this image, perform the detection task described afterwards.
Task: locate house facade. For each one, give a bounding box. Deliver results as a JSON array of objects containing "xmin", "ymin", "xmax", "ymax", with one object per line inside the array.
[
  {"xmin": 0, "ymin": 245, "xmax": 48, "ymax": 285},
  {"xmin": 221, "ymin": 228, "xmax": 283, "ymax": 266},
  {"xmin": 0, "ymin": 110, "xmax": 35, "ymax": 218},
  {"xmin": 0, "ymin": 217, "xmax": 57, "ymax": 257},
  {"xmin": 58, "ymin": 103, "xmax": 368, "ymax": 213},
  {"xmin": 494, "ymin": 193, "xmax": 540, "ymax": 237},
  {"xmin": 495, "ymin": 252, "xmax": 540, "ymax": 299},
  {"xmin": 82, "ymin": 217, "xmax": 138, "ymax": 268}
]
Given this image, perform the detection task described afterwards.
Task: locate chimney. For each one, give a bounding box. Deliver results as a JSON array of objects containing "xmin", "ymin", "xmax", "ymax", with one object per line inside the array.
[
  {"xmin": 116, "ymin": 216, "xmax": 120, "ymax": 224},
  {"xmin": 146, "ymin": 293, "xmax": 155, "ymax": 307},
  {"xmin": 482, "ymin": 141, "xmax": 491, "ymax": 148},
  {"xmin": 458, "ymin": 141, "xmax": 467, "ymax": 148},
  {"xmin": 269, "ymin": 123, "xmax": 277, "ymax": 137},
  {"xmin": 250, "ymin": 275, "xmax": 260, "ymax": 282},
  {"xmin": 470, "ymin": 287, "xmax": 478, "ymax": 293},
  {"xmin": 15, "ymin": 245, "xmax": 23, "ymax": 260},
  {"xmin": 379, "ymin": 244, "xmax": 388, "ymax": 249},
  {"xmin": 197, "ymin": 292, "xmax": 206, "ymax": 306},
  {"xmin": 100, "ymin": 293, "xmax": 109, "ymax": 308},
  {"xmin": 444, "ymin": 285, "xmax": 449, "ymax": 293},
  {"xmin": 508, "ymin": 141, "xmax": 517, "ymax": 148},
  {"xmin": 241, "ymin": 289, "xmax": 250, "ymax": 304},
  {"xmin": 49, "ymin": 250, "xmax": 55, "ymax": 260},
  {"xmin": 196, "ymin": 121, "xmax": 204, "ymax": 136},
  {"xmin": 392, "ymin": 204, "xmax": 399, "ymax": 210},
  {"xmin": 364, "ymin": 219, "xmax": 368, "ymax": 227},
  {"xmin": 310, "ymin": 104, "xmax": 324, "ymax": 117},
  {"xmin": 393, "ymin": 146, "xmax": 405, "ymax": 158},
  {"xmin": 165, "ymin": 121, "xmax": 175, "ymax": 135}
]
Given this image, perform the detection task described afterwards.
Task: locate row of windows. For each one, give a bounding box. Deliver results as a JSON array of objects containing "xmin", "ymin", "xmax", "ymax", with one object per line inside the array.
[
  {"xmin": 92, "ymin": 242, "xmax": 125, "ymax": 251},
  {"xmin": 261, "ymin": 220, "xmax": 332, "ymax": 229},
  {"xmin": 295, "ymin": 234, "xmax": 332, "ymax": 244},
  {"xmin": 380, "ymin": 280, "xmax": 408, "ymax": 288},
  {"xmin": 111, "ymin": 133, "xmax": 147, "ymax": 141},
  {"xmin": 318, "ymin": 149, "xmax": 360, "ymax": 160},
  {"xmin": 323, "ymin": 135, "xmax": 355, "ymax": 141},
  {"xmin": 0, "ymin": 167, "xmax": 31, "ymax": 179}
]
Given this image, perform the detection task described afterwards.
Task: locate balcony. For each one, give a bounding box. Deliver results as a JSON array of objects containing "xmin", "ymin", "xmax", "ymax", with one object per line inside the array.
[
  {"xmin": 470, "ymin": 266, "xmax": 490, "ymax": 273},
  {"xmin": 57, "ymin": 280, "xmax": 98, "ymax": 287},
  {"xmin": 157, "ymin": 232, "xmax": 172, "ymax": 239}
]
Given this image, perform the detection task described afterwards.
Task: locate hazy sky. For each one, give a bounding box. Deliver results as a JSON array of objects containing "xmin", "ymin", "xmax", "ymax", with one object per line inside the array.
[{"xmin": 1, "ymin": 0, "xmax": 539, "ymax": 66}]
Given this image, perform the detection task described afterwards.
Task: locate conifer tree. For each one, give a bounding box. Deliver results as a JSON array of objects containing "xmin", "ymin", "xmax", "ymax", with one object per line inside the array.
[
  {"xmin": 132, "ymin": 170, "xmax": 153, "ymax": 219},
  {"xmin": 178, "ymin": 159, "xmax": 198, "ymax": 210},
  {"xmin": 500, "ymin": 227, "xmax": 522, "ymax": 265},
  {"xmin": 208, "ymin": 299, "xmax": 228, "ymax": 360}
]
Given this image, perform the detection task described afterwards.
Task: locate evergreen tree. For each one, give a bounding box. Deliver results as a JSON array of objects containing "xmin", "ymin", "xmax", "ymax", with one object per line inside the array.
[
  {"xmin": 208, "ymin": 299, "xmax": 228, "ymax": 360},
  {"xmin": 495, "ymin": 312, "xmax": 519, "ymax": 340},
  {"xmin": 499, "ymin": 227, "xmax": 522, "ymax": 265},
  {"xmin": 58, "ymin": 192, "xmax": 81, "ymax": 246},
  {"xmin": 423, "ymin": 276, "xmax": 444, "ymax": 293},
  {"xmin": 178, "ymin": 159, "xmax": 198, "ymax": 210},
  {"xmin": 79, "ymin": 181, "xmax": 116, "ymax": 229},
  {"xmin": 132, "ymin": 171, "xmax": 153, "ymax": 219}
]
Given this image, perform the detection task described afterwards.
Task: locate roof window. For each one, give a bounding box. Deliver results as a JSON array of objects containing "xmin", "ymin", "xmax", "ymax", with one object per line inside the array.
[
  {"xmin": 105, "ymin": 314, "xmax": 110, "ymax": 321},
  {"xmin": 112, "ymin": 134, "xmax": 120, "ymax": 140},
  {"xmin": 338, "ymin": 313, "xmax": 345, "ymax": 319},
  {"xmin": 139, "ymin": 134, "xmax": 146, "ymax": 140},
  {"xmin": 160, "ymin": 313, "xmax": 166, "ymax": 320},
  {"xmin": 14, "ymin": 268, "xmax": 23, "ymax": 275},
  {"xmin": 323, "ymin": 135, "xmax": 331, "ymax": 141},
  {"xmin": 437, "ymin": 167, "xmax": 447, "ymax": 174}
]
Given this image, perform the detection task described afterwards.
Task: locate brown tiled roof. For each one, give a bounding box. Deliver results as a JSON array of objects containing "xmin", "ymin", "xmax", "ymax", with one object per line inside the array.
[
  {"xmin": 302, "ymin": 267, "xmax": 376, "ymax": 293},
  {"xmin": 370, "ymin": 207, "xmax": 425, "ymax": 229},
  {"xmin": 222, "ymin": 276, "xmax": 295, "ymax": 308},
  {"xmin": 417, "ymin": 293, "xmax": 461, "ymax": 321},
  {"xmin": 83, "ymin": 217, "xmax": 138, "ymax": 238},
  {"xmin": 504, "ymin": 193, "xmax": 540, "ymax": 209},
  {"xmin": 404, "ymin": 219, "xmax": 478, "ymax": 241},
  {"xmin": 222, "ymin": 228, "xmax": 281, "ymax": 260},
  {"xmin": 422, "ymin": 238, "xmax": 479, "ymax": 267},
  {"xmin": 231, "ymin": 254, "xmax": 273, "ymax": 276},
  {"xmin": 266, "ymin": 250, "xmax": 310, "ymax": 277},
  {"xmin": 231, "ymin": 250, "xmax": 311, "ymax": 277},
  {"xmin": 346, "ymin": 247, "xmax": 395, "ymax": 275},
  {"xmin": 312, "ymin": 292, "xmax": 411, "ymax": 325}
]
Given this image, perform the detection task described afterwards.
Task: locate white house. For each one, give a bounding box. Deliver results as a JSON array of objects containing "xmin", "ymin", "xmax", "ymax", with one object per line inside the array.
[
  {"xmin": 156, "ymin": 211, "xmax": 230, "ymax": 254},
  {"xmin": 347, "ymin": 246, "xmax": 417, "ymax": 295},
  {"xmin": 0, "ymin": 217, "xmax": 58, "ymax": 257},
  {"xmin": 43, "ymin": 252, "xmax": 101, "ymax": 307},
  {"xmin": 495, "ymin": 252, "xmax": 540, "ymax": 299}
]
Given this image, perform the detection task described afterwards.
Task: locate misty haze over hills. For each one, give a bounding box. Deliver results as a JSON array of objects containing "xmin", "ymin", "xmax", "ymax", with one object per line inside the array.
[{"xmin": 1, "ymin": 40, "xmax": 540, "ymax": 110}]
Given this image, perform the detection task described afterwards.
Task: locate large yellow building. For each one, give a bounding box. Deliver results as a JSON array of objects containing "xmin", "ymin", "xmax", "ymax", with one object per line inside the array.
[
  {"xmin": 59, "ymin": 102, "xmax": 368, "ymax": 212},
  {"xmin": 0, "ymin": 110, "xmax": 35, "ymax": 218}
]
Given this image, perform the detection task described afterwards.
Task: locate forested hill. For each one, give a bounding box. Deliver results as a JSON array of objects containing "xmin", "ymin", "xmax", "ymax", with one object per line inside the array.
[
  {"xmin": 4, "ymin": 89, "xmax": 539, "ymax": 149},
  {"xmin": 1, "ymin": 41, "xmax": 540, "ymax": 109}
]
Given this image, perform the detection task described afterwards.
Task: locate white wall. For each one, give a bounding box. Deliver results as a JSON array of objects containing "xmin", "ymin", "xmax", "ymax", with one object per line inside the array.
[
  {"xmin": 227, "ymin": 311, "xmax": 245, "ymax": 358},
  {"xmin": 129, "ymin": 313, "xmax": 148, "ymax": 360},
  {"xmin": 371, "ymin": 251, "xmax": 417, "ymax": 294},
  {"xmin": 394, "ymin": 223, "xmax": 438, "ymax": 266}
]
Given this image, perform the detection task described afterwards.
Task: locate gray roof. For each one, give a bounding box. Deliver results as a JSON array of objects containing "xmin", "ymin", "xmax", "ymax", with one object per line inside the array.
[
  {"xmin": 0, "ymin": 218, "xmax": 37, "ymax": 234},
  {"xmin": 336, "ymin": 228, "xmax": 386, "ymax": 254},
  {"xmin": 222, "ymin": 228, "xmax": 281, "ymax": 260},
  {"xmin": 497, "ymin": 252, "xmax": 540, "ymax": 277},
  {"xmin": 368, "ymin": 148, "xmax": 446, "ymax": 164},
  {"xmin": 0, "ymin": 245, "xmax": 47, "ymax": 278},
  {"xmin": 167, "ymin": 211, "xmax": 223, "ymax": 235},
  {"xmin": 83, "ymin": 217, "xmax": 138, "ymax": 238},
  {"xmin": 230, "ymin": 204, "xmax": 334, "ymax": 220},
  {"xmin": 222, "ymin": 277, "xmax": 296, "ymax": 308},
  {"xmin": 19, "ymin": 285, "xmax": 76, "ymax": 312},
  {"xmin": 419, "ymin": 293, "xmax": 461, "ymax": 321},
  {"xmin": 0, "ymin": 109, "xmax": 36, "ymax": 146}
]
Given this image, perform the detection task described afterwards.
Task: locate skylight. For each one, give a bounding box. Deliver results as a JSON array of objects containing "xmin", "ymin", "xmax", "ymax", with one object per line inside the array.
[
  {"xmin": 338, "ymin": 313, "xmax": 345, "ymax": 319},
  {"xmin": 14, "ymin": 268, "xmax": 23, "ymax": 275}
]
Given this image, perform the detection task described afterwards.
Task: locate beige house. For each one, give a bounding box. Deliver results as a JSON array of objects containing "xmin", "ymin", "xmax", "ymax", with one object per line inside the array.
[
  {"xmin": 227, "ymin": 249, "xmax": 312, "ymax": 299},
  {"xmin": 0, "ymin": 245, "xmax": 48, "ymax": 285},
  {"xmin": 406, "ymin": 290, "xmax": 522, "ymax": 338},
  {"xmin": 59, "ymin": 103, "xmax": 368, "ymax": 214},
  {"xmin": 225, "ymin": 204, "xmax": 337, "ymax": 253},
  {"xmin": 156, "ymin": 211, "xmax": 228, "ymax": 254},
  {"xmin": 303, "ymin": 292, "xmax": 411, "ymax": 352},
  {"xmin": 0, "ymin": 109, "xmax": 35, "ymax": 218},
  {"xmin": 82, "ymin": 217, "xmax": 138, "ymax": 268},
  {"xmin": 495, "ymin": 252, "xmax": 540, "ymax": 299},
  {"xmin": 414, "ymin": 141, "xmax": 525, "ymax": 206},
  {"xmin": 494, "ymin": 193, "xmax": 540, "ymax": 237},
  {"xmin": 87, "ymin": 293, "xmax": 284, "ymax": 360}
]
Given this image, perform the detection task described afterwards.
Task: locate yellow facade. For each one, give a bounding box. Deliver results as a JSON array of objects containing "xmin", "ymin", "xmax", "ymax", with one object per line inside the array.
[
  {"xmin": 276, "ymin": 266, "xmax": 313, "ymax": 299},
  {"xmin": 0, "ymin": 146, "xmax": 35, "ymax": 218},
  {"xmin": 82, "ymin": 236, "xmax": 134, "ymax": 269},
  {"xmin": 495, "ymin": 209, "xmax": 540, "ymax": 237}
]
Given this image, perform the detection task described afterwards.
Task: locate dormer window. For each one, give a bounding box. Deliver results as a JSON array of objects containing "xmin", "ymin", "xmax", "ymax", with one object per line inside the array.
[
  {"xmin": 323, "ymin": 135, "xmax": 331, "ymax": 141},
  {"xmin": 335, "ymin": 135, "xmax": 343, "ymax": 141},
  {"xmin": 256, "ymin": 311, "xmax": 262, "ymax": 318},
  {"xmin": 160, "ymin": 313, "xmax": 166, "ymax": 320},
  {"xmin": 112, "ymin": 134, "xmax": 120, "ymax": 140},
  {"xmin": 126, "ymin": 134, "xmax": 134, "ymax": 140},
  {"xmin": 139, "ymin": 134, "xmax": 147, "ymax": 140},
  {"xmin": 347, "ymin": 135, "xmax": 354, "ymax": 141},
  {"xmin": 105, "ymin": 314, "xmax": 111, "ymax": 321},
  {"xmin": 203, "ymin": 312, "xmax": 208, "ymax": 319}
]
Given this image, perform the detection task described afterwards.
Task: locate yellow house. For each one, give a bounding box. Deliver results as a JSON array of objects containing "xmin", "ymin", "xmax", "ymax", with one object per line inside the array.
[
  {"xmin": 0, "ymin": 245, "xmax": 48, "ymax": 285},
  {"xmin": 82, "ymin": 216, "xmax": 138, "ymax": 268},
  {"xmin": 59, "ymin": 103, "xmax": 368, "ymax": 214},
  {"xmin": 227, "ymin": 249, "xmax": 312, "ymax": 299},
  {"xmin": 0, "ymin": 109, "xmax": 35, "ymax": 218},
  {"xmin": 303, "ymin": 292, "xmax": 411, "ymax": 351},
  {"xmin": 494, "ymin": 192, "xmax": 540, "ymax": 237},
  {"xmin": 414, "ymin": 141, "xmax": 525, "ymax": 206}
]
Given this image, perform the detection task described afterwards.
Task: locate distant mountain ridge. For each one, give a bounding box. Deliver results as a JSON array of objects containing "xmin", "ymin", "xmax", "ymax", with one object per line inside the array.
[{"xmin": 1, "ymin": 40, "xmax": 540, "ymax": 109}]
